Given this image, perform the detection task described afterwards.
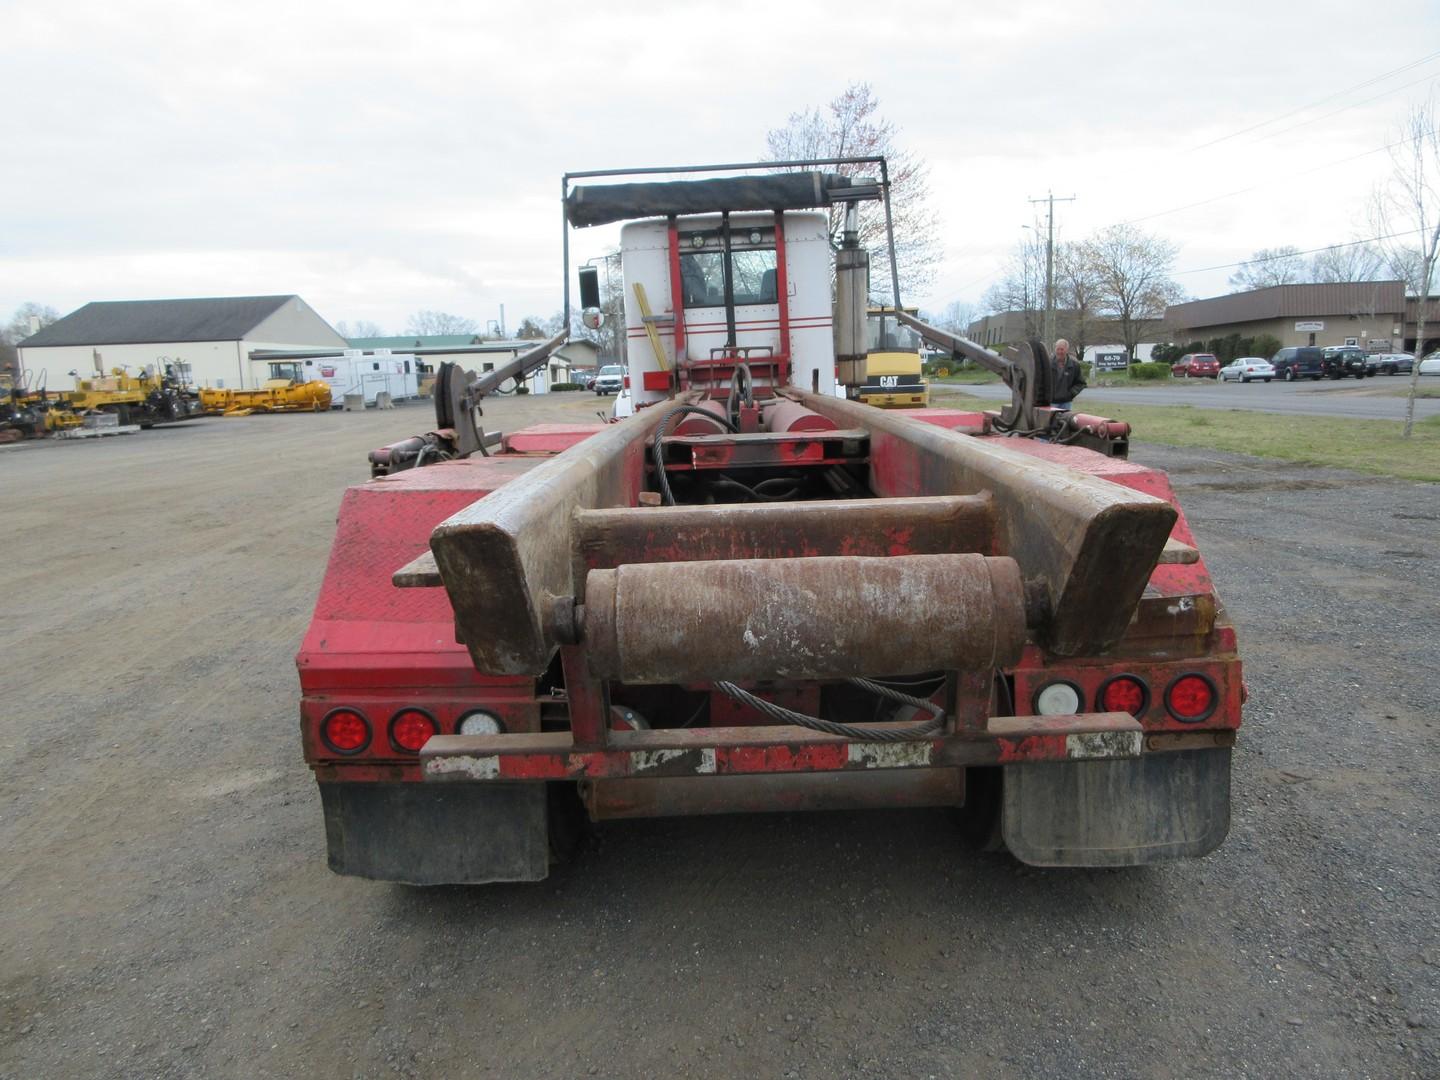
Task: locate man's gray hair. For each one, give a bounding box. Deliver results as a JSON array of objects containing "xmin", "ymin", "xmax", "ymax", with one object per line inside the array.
[{"xmin": 1054, "ymin": 338, "xmax": 1070, "ymax": 351}]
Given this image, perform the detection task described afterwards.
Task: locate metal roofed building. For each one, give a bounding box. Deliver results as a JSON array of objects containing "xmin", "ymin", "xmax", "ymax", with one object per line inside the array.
[
  {"xmin": 17, "ymin": 295, "xmax": 347, "ymax": 389},
  {"xmin": 1165, "ymin": 281, "xmax": 1414, "ymax": 353}
]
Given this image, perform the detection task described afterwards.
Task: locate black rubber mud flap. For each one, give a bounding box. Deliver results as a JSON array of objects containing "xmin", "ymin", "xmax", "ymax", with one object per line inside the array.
[
  {"xmin": 1001, "ymin": 748, "xmax": 1230, "ymax": 867},
  {"xmin": 320, "ymin": 781, "xmax": 549, "ymax": 885}
]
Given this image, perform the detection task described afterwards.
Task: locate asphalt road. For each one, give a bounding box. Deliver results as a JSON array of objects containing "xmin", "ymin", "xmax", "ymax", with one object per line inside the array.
[
  {"xmin": 948, "ymin": 376, "xmax": 1440, "ymax": 420},
  {"xmin": 2, "ymin": 396, "xmax": 1436, "ymax": 1079}
]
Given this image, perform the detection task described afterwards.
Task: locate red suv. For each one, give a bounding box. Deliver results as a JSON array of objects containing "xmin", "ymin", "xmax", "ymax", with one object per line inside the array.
[{"xmin": 1172, "ymin": 353, "xmax": 1220, "ymax": 378}]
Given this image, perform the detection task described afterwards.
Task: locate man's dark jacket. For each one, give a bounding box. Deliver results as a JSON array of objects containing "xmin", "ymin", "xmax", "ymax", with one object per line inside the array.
[{"xmin": 1052, "ymin": 354, "xmax": 1086, "ymax": 404}]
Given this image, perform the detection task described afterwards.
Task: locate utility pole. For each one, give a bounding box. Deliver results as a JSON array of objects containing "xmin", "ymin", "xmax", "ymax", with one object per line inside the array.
[{"xmin": 1029, "ymin": 191, "xmax": 1075, "ymax": 349}]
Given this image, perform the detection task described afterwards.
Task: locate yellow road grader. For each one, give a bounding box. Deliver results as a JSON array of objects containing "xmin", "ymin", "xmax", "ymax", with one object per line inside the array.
[{"xmin": 198, "ymin": 361, "xmax": 332, "ymax": 416}]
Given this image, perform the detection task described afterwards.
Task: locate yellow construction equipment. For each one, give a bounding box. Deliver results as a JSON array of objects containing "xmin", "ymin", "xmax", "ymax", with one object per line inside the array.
[
  {"xmin": 199, "ymin": 362, "xmax": 332, "ymax": 416},
  {"xmin": 855, "ymin": 307, "xmax": 929, "ymax": 408},
  {"xmin": 62, "ymin": 366, "xmax": 204, "ymax": 427},
  {"xmin": 1, "ymin": 371, "xmax": 82, "ymax": 440}
]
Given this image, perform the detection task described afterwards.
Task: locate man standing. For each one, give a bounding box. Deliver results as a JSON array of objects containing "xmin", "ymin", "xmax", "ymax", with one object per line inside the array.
[{"xmin": 1050, "ymin": 338, "xmax": 1086, "ymax": 410}]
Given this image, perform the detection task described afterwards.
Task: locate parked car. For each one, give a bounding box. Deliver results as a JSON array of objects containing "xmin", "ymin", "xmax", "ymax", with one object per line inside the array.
[
  {"xmin": 1171, "ymin": 353, "xmax": 1220, "ymax": 378},
  {"xmin": 1320, "ymin": 346, "xmax": 1371, "ymax": 380},
  {"xmin": 1419, "ymin": 351, "xmax": 1440, "ymax": 376},
  {"xmin": 593, "ymin": 364, "xmax": 626, "ymax": 395},
  {"xmin": 1269, "ymin": 346, "xmax": 1325, "ymax": 381},
  {"xmin": 1219, "ymin": 357, "xmax": 1274, "ymax": 383},
  {"xmin": 1365, "ymin": 352, "xmax": 1414, "ymax": 375}
]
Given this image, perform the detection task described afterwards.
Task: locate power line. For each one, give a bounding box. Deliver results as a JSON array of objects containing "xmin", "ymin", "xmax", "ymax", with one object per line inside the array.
[
  {"xmin": 1125, "ymin": 127, "xmax": 1437, "ymax": 226},
  {"xmin": 1189, "ymin": 49, "xmax": 1440, "ymax": 151},
  {"xmin": 1172, "ymin": 228, "xmax": 1423, "ymax": 277},
  {"xmin": 1237, "ymin": 70, "xmax": 1440, "ymax": 147}
]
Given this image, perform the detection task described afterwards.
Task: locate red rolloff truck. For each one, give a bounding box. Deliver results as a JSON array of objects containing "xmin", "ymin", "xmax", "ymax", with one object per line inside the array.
[{"xmin": 297, "ymin": 160, "xmax": 1242, "ymax": 883}]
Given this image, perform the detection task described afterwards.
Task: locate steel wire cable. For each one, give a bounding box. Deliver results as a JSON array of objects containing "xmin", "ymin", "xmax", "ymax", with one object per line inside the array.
[
  {"xmin": 712, "ymin": 677, "xmax": 946, "ymax": 742},
  {"xmin": 650, "ymin": 404, "xmax": 740, "ymax": 506}
]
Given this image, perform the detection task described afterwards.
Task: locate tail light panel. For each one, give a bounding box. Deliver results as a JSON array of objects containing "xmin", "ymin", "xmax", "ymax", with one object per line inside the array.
[
  {"xmin": 389, "ymin": 708, "xmax": 439, "ymax": 753},
  {"xmin": 321, "ymin": 708, "xmax": 372, "ymax": 755},
  {"xmin": 1164, "ymin": 673, "xmax": 1218, "ymax": 723}
]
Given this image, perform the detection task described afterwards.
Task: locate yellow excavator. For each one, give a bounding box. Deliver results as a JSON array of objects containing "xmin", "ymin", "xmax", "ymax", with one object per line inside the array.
[
  {"xmin": 198, "ymin": 361, "xmax": 332, "ymax": 416},
  {"xmin": 856, "ymin": 306, "xmax": 928, "ymax": 408}
]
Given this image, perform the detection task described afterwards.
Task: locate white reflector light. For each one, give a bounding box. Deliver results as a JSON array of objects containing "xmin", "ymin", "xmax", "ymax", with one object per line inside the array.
[
  {"xmin": 1035, "ymin": 682, "xmax": 1081, "ymax": 716},
  {"xmin": 458, "ymin": 711, "xmax": 503, "ymax": 736}
]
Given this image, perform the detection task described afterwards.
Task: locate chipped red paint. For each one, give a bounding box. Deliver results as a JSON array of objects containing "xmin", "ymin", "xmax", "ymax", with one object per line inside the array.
[
  {"xmin": 503, "ymin": 423, "xmax": 606, "ymax": 454},
  {"xmin": 303, "ymin": 406, "xmax": 1240, "ymax": 793},
  {"xmin": 722, "ymin": 743, "xmax": 849, "ymax": 773},
  {"xmin": 995, "ymin": 734, "xmax": 1068, "ymax": 763}
]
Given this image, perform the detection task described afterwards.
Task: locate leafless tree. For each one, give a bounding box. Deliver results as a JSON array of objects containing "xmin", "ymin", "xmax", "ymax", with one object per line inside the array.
[
  {"xmin": 1087, "ymin": 224, "xmax": 1183, "ymax": 362},
  {"xmin": 333, "ymin": 319, "xmax": 384, "ymax": 339},
  {"xmin": 981, "ymin": 231, "xmax": 1047, "ymax": 337},
  {"xmin": 1371, "ymin": 96, "xmax": 1440, "ymax": 438},
  {"xmin": 925, "ymin": 299, "xmax": 979, "ymax": 335},
  {"xmin": 1, "ymin": 302, "xmax": 60, "ymax": 345},
  {"xmin": 1054, "ymin": 241, "xmax": 1105, "ymax": 362},
  {"xmin": 766, "ymin": 83, "xmax": 941, "ymax": 299},
  {"xmin": 1228, "ymin": 246, "xmax": 1307, "ymax": 290},
  {"xmin": 1309, "ymin": 242, "xmax": 1385, "ymax": 283},
  {"xmin": 404, "ymin": 310, "xmax": 479, "ymax": 336}
]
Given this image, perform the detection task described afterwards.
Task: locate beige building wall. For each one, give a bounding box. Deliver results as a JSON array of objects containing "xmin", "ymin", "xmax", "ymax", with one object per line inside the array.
[
  {"xmin": 1177, "ymin": 315, "xmax": 1405, "ymax": 351},
  {"xmin": 19, "ymin": 340, "xmax": 249, "ymax": 390}
]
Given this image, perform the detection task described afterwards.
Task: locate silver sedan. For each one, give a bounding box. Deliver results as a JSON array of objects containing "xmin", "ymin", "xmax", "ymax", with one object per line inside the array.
[{"xmin": 1220, "ymin": 357, "xmax": 1275, "ymax": 383}]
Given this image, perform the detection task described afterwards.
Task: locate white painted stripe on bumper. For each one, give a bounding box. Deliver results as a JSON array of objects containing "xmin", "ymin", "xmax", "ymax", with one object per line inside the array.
[{"xmin": 1066, "ymin": 731, "xmax": 1144, "ymax": 760}]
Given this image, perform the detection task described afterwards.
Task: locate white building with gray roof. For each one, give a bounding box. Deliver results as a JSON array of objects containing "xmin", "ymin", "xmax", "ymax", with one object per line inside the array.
[{"xmin": 18, "ymin": 295, "xmax": 347, "ymax": 390}]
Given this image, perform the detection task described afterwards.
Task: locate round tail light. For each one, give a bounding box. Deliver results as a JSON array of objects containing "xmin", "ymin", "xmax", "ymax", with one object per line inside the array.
[
  {"xmin": 1098, "ymin": 675, "xmax": 1149, "ymax": 717},
  {"xmin": 1033, "ymin": 681, "xmax": 1081, "ymax": 716},
  {"xmin": 1165, "ymin": 674, "xmax": 1217, "ymax": 722},
  {"xmin": 457, "ymin": 710, "xmax": 505, "ymax": 736},
  {"xmin": 389, "ymin": 709, "xmax": 439, "ymax": 752},
  {"xmin": 321, "ymin": 708, "xmax": 371, "ymax": 754}
]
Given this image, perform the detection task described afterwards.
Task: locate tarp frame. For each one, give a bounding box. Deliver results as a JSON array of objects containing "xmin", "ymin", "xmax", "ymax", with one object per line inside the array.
[{"xmin": 559, "ymin": 158, "xmax": 899, "ymax": 336}]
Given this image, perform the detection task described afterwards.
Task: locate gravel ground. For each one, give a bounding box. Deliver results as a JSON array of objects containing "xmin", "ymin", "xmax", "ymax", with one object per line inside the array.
[{"xmin": 1, "ymin": 396, "xmax": 1436, "ymax": 1079}]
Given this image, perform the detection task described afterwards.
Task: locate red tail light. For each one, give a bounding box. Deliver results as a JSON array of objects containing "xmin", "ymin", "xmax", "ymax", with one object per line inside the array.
[
  {"xmin": 623, "ymin": 375, "xmax": 631, "ymax": 389},
  {"xmin": 1098, "ymin": 675, "xmax": 1148, "ymax": 717},
  {"xmin": 321, "ymin": 708, "xmax": 371, "ymax": 754},
  {"xmin": 390, "ymin": 708, "xmax": 439, "ymax": 753},
  {"xmin": 1165, "ymin": 674, "xmax": 1217, "ymax": 722}
]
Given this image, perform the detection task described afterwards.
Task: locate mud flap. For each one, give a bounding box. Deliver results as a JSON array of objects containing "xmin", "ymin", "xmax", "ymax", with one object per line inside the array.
[
  {"xmin": 319, "ymin": 781, "xmax": 549, "ymax": 884},
  {"xmin": 1001, "ymin": 748, "xmax": 1230, "ymax": 866}
]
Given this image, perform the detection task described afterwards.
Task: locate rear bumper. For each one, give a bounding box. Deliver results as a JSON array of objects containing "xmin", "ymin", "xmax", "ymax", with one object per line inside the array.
[{"xmin": 417, "ymin": 713, "xmax": 1189, "ymax": 784}]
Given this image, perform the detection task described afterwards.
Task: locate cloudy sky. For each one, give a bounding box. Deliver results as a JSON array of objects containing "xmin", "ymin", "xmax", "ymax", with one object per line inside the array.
[{"xmin": 4, "ymin": 0, "xmax": 1438, "ymax": 335}]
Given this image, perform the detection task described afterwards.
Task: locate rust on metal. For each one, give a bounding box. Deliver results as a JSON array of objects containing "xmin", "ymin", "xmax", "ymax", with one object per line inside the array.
[
  {"xmin": 419, "ymin": 711, "xmax": 1143, "ymax": 783},
  {"xmin": 582, "ymin": 553, "xmax": 1025, "ymax": 684},
  {"xmin": 786, "ymin": 388, "xmax": 1178, "ymax": 657},
  {"xmin": 571, "ymin": 494, "xmax": 997, "ymax": 595},
  {"xmin": 427, "ymin": 393, "xmax": 697, "ymax": 674}
]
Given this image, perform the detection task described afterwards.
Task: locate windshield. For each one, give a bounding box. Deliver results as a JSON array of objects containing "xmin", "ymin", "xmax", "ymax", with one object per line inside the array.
[
  {"xmin": 269, "ymin": 362, "xmax": 305, "ymax": 381},
  {"xmin": 865, "ymin": 313, "xmax": 922, "ymax": 353},
  {"xmin": 600, "ymin": 365, "xmax": 625, "ymax": 376}
]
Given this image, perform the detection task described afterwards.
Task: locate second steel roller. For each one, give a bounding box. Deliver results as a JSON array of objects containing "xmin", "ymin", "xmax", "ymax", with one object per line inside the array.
[{"xmin": 581, "ymin": 553, "xmax": 1026, "ymax": 684}]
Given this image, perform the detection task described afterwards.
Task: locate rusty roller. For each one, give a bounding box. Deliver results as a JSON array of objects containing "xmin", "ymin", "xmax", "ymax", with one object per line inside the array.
[{"xmin": 582, "ymin": 553, "xmax": 1025, "ymax": 684}]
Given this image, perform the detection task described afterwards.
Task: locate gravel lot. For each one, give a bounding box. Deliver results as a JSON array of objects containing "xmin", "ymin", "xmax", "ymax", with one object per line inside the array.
[{"xmin": 1, "ymin": 394, "xmax": 1436, "ymax": 1079}]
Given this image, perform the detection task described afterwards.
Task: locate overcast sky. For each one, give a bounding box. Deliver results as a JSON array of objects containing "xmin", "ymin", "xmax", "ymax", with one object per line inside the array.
[{"xmin": 4, "ymin": 0, "xmax": 1438, "ymax": 335}]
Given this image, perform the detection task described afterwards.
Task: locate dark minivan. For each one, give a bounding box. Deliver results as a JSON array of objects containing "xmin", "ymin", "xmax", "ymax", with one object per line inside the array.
[{"xmin": 1270, "ymin": 346, "xmax": 1324, "ymax": 381}]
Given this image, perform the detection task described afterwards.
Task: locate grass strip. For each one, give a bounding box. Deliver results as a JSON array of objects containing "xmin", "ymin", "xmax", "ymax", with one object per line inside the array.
[{"xmin": 929, "ymin": 388, "xmax": 1440, "ymax": 483}]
